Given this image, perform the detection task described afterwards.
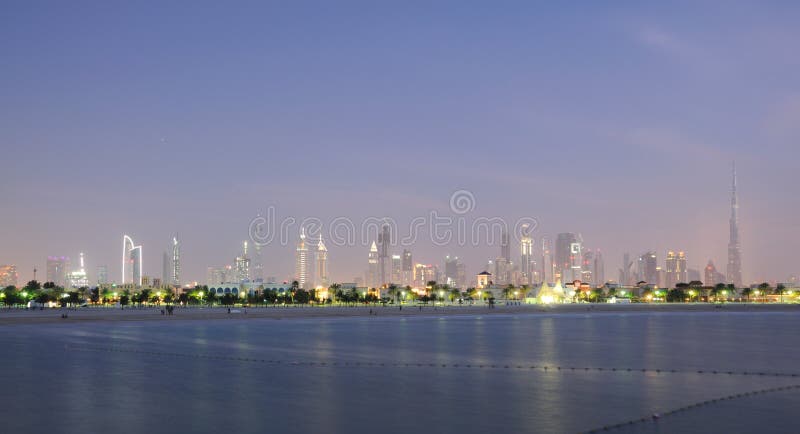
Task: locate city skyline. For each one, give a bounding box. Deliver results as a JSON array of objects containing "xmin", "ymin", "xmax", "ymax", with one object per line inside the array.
[
  {"xmin": 2, "ymin": 3, "xmax": 799, "ymax": 285},
  {"xmin": 3, "ymin": 168, "xmax": 798, "ymax": 288}
]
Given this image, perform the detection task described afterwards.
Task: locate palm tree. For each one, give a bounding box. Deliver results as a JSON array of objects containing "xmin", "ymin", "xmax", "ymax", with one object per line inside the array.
[
  {"xmin": 328, "ymin": 283, "xmax": 341, "ymax": 303},
  {"xmin": 776, "ymin": 284, "xmax": 786, "ymax": 303},
  {"xmin": 386, "ymin": 284, "xmax": 399, "ymax": 303},
  {"xmin": 449, "ymin": 288, "xmax": 460, "ymax": 302},
  {"xmin": 757, "ymin": 282, "xmax": 771, "ymax": 303},
  {"xmin": 519, "ymin": 285, "xmax": 530, "ymax": 300},
  {"xmin": 502, "ymin": 284, "xmax": 515, "ymax": 300},
  {"xmin": 741, "ymin": 287, "xmax": 753, "ymax": 302}
]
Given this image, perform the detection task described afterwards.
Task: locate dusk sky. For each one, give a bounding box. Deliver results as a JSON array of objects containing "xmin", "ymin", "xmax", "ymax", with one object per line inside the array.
[{"xmin": 2, "ymin": 1, "xmax": 799, "ymax": 285}]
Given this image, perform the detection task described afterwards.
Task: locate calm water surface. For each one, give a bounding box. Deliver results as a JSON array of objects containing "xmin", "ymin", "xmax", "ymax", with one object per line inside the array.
[{"xmin": 1, "ymin": 311, "xmax": 798, "ymax": 433}]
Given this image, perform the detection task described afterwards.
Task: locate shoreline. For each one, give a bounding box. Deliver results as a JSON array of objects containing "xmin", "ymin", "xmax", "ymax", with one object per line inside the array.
[{"xmin": 0, "ymin": 303, "xmax": 798, "ymax": 325}]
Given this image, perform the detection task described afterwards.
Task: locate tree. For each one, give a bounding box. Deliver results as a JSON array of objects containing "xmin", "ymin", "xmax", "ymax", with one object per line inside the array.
[
  {"xmin": 777, "ymin": 284, "xmax": 787, "ymax": 303},
  {"xmin": 328, "ymin": 283, "xmax": 341, "ymax": 303},
  {"xmin": 449, "ymin": 288, "xmax": 460, "ymax": 302},
  {"xmin": 90, "ymin": 288, "xmax": 100, "ymax": 305},
  {"xmin": 24, "ymin": 280, "xmax": 41, "ymax": 291},
  {"xmin": 757, "ymin": 282, "xmax": 771, "ymax": 302},
  {"xmin": 178, "ymin": 292, "xmax": 189, "ymax": 305},
  {"xmin": 386, "ymin": 284, "xmax": 399, "ymax": 303},
  {"xmin": 67, "ymin": 291, "xmax": 81, "ymax": 306},
  {"xmin": 34, "ymin": 291, "xmax": 50, "ymax": 305},
  {"xmin": 666, "ymin": 288, "xmax": 687, "ymax": 303},
  {"xmin": 741, "ymin": 287, "xmax": 753, "ymax": 302},
  {"xmin": 1, "ymin": 286, "xmax": 20, "ymax": 307},
  {"xmin": 294, "ymin": 289, "xmax": 312, "ymax": 304},
  {"xmin": 519, "ymin": 285, "xmax": 530, "ymax": 300},
  {"xmin": 220, "ymin": 293, "xmax": 237, "ymax": 306},
  {"xmin": 502, "ymin": 285, "xmax": 515, "ymax": 300}
]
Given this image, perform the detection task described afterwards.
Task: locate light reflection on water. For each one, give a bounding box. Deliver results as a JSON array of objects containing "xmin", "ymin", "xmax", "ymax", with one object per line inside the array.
[{"xmin": 0, "ymin": 312, "xmax": 798, "ymax": 433}]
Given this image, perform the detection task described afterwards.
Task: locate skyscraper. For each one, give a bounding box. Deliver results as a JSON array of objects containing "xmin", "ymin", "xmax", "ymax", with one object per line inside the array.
[
  {"xmin": 704, "ymin": 260, "xmax": 725, "ymax": 286},
  {"xmin": 235, "ymin": 241, "xmax": 251, "ymax": 283},
  {"xmin": 620, "ymin": 253, "xmax": 633, "ymax": 286},
  {"xmin": 541, "ymin": 236, "xmax": 554, "ymax": 284},
  {"xmin": 666, "ymin": 251, "xmax": 689, "ymax": 288},
  {"xmin": 665, "ymin": 251, "xmax": 678, "ymax": 288},
  {"xmin": 171, "ymin": 234, "xmax": 181, "ymax": 286},
  {"xmin": 46, "ymin": 256, "xmax": 69, "ymax": 287},
  {"xmin": 122, "ymin": 235, "xmax": 143, "ymax": 286},
  {"xmin": 378, "ymin": 224, "xmax": 391, "ymax": 287},
  {"xmin": 582, "ymin": 249, "xmax": 594, "ymax": 285},
  {"xmin": 444, "ymin": 255, "xmax": 460, "ymax": 287},
  {"xmin": 97, "ymin": 265, "xmax": 108, "ymax": 285},
  {"xmin": 67, "ymin": 252, "xmax": 89, "ymax": 288},
  {"xmin": 727, "ymin": 163, "xmax": 743, "ymax": 287},
  {"xmin": 391, "ymin": 254, "xmax": 402, "ymax": 284},
  {"xmin": 367, "ymin": 241, "xmax": 379, "ymax": 288},
  {"xmin": 0, "ymin": 265, "xmax": 18, "ymax": 287},
  {"xmin": 593, "ymin": 250, "xmax": 605, "ymax": 286},
  {"xmin": 253, "ymin": 240, "xmax": 263, "ymax": 282},
  {"xmin": 162, "ymin": 251, "xmax": 170, "ymax": 286},
  {"xmin": 637, "ymin": 251, "xmax": 658, "ymax": 285},
  {"xmin": 520, "ymin": 224, "xmax": 533, "ymax": 285},
  {"xmin": 401, "ymin": 249, "xmax": 413, "ymax": 286},
  {"xmin": 555, "ymin": 233, "xmax": 582, "ymax": 283},
  {"xmin": 295, "ymin": 229, "xmax": 308, "ymax": 289},
  {"xmin": 315, "ymin": 235, "xmax": 328, "ymax": 288},
  {"xmin": 677, "ymin": 252, "xmax": 687, "ymax": 284},
  {"xmin": 500, "ymin": 230, "xmax": 511, "ymax": 262}
]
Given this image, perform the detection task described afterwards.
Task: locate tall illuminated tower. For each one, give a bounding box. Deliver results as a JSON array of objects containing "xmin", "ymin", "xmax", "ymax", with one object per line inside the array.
[
  {"xmin": 520, "ymin": 224, "xmax": 532, "ymax": 285},
  {"xmin": 122, "ymin": 235, "xmax": 142, "ymax": 286},
  {"xmin": 727, "ymin": 163, "xmax": 743, "ymax": 287},
  {"xmin": 367, "ymin": 241, "xmax": 379, "ymax": 288},
  {"xmin": 171, "ymin": 234, "xmax": 181, "ymax": 286},
  {"xmin": 295, "ymin": 228, "xmax": 308, "ymax": 289},
  {"xmin": 315, "ymin": 235, "xmax": 328, "ymax": 288},
  {"xmin": 541, "ymin": 236, "xmax": 553, "ymax": 284},
  {"xmin": 234, "ymin": 241, "xmax": 251, "ymax": 282},
  {"xmin": 500, "ymin": 230, "xmax": 510, "ymax": 262},
  {"xmin": 378, "ymin": 224, "xmax": 390, "ymax": 287},
  {"xmin": 555, "ymin": 233, "xmax": 582, "ymax": 283}
]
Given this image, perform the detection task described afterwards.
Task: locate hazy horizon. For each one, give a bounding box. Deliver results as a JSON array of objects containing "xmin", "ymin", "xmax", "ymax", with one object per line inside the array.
[{"xmin": 2, "ymin": 2, "xmax": 799, "ymax": 285}]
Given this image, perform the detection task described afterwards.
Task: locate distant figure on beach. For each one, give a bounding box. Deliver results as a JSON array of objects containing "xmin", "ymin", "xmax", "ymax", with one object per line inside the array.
[{"xmin": 227, "ymin": 308, "xmax": 231, "ymax": 314}]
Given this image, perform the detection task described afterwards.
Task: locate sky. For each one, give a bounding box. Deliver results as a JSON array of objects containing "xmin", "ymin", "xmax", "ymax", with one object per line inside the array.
[{"xmin": 1, "ymin": 1, "xmax": 799, "ymax": 285}]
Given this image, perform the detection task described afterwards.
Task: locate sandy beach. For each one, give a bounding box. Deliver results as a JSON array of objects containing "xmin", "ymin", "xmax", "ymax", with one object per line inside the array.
[{"xmin": 1, "ymin": 302, "xmax": 798, "ymax": 325}]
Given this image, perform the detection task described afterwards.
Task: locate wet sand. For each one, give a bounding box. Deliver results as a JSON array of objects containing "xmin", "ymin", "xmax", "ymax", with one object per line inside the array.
[{"xmin": 1, "ymin": 302, "xmax": 798, "ymax": 325}]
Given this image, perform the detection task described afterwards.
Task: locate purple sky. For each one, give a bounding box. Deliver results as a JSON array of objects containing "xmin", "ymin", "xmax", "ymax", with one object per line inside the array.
[{"xmin": 1, "ymin": 1, "xmax": 799, "ymax": 285}]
